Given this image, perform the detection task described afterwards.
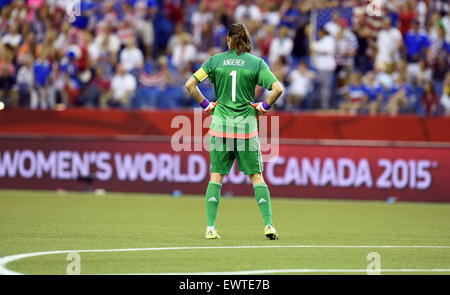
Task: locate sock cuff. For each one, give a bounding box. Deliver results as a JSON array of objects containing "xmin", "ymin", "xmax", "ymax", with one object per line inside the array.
[
  {"xmin": 209, "ymin": 181, "xmax": 222, "ymax": 188},
  {"xmin": 253, "ymin": 182, "xmax": 268, "ymax": 189}
]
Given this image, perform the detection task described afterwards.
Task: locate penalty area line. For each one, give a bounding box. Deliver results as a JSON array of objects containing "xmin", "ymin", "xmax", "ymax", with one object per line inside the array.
[{"xmin": 1, "ymin": 245, "xmax": 450, "ymax": 275}]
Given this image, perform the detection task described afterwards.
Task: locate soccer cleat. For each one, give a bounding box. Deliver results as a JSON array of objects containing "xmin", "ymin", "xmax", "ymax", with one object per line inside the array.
[
  {"xmin": 205, "ymin": 228, "xmax": 221, "ymax": 239},
  {"xmin": 264, "ymin": 225, "xmax": 279, "ymax": 240}
]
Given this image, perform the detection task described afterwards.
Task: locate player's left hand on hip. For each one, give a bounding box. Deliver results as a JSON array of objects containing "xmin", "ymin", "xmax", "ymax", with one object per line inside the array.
[{"xmin": 250, "ymin": 101, "xmax": 271, "ymax": 115}]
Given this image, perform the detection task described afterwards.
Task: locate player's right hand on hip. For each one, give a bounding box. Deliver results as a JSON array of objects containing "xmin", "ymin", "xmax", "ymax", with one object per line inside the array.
[
  {"xmin": 205, "ymin": 102, "xmax": 218, "ymax": 114},
  {"xmin": 250, "ymin": 102, "xmax": 269, "ymax": 115}
]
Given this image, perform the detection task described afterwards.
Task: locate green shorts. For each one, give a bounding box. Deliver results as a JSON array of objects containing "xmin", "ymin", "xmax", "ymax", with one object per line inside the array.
[{"xmin": 209, "ymin": 135, "xmax": 263, "ymax": 175}]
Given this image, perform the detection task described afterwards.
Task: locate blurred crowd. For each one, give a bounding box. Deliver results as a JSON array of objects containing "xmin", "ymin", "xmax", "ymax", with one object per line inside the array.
[{"xmin": 0, "ymin": 0, "xmax": 449, "ymax": 116}]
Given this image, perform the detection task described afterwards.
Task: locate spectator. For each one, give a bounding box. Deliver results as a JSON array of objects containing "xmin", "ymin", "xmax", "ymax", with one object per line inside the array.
[
  {"xmin": 385, "ymin": 75, "xmax": 413, "ymax": 115},
  {"xmin": 324, "ymin": 11, "xmax": 341, "ymax": 38},
  {"xmin": 409, "ymin": 59, "xmax": 433, "ymax": 86},
  {"xmin": 352, "ymin": 0, "xmax": 385, "ymax": 62},
  {"xmin": 131, "ymin": 0, "xmax": 155, "ymax": 58},
  {"xmin": 0, "ymin": 63, "xmax": 15, "ymax": 106},
  {"xmin": 334, "ymin": 18, "xmax": 358, "ymax": 100},
  {"xmin": 16, "ymin": 32, "xmax": 36, "ymax": 65},
  {"xmin": 291, "ymin": 0, "xmax": 311, "ymax": 65},
  {"xmin": 212, "ymin": 17, "xmax": 228, "ymax": 50},
  {"xmin": 31, "ymin": 50, "xmax": 52, "ymax": 110},
  {"xmin": 53, "ymin": 22, "xmax": 72, "ymax": 53},
  {"xmin": 375, "ymin": 17, "xmax": 403, "ymax": 74},
  {"xmin": 78, "ymin": 67, "xmax": 111, "ymax": 108},
  {"xmin": 120, "ymin": 39, "xmax": 144, "ymax": 73},
  {"xmin": 108, "ymin": 63, "xmax": 136, "ymax": 109},
  {"xmin": 256, "ymin": 25, "xmax": 275, "ymax": 61},
  {"xmin": 198, "ymin": 22, "xmax": 215, "ymax": 61},
  {"xmin": 261, "ymin": 1, "xmax": 280, "ymax": 27},
  {"xmin": 433, "ymin": 55, "xmax": 449, "ymax": 95},
  {"xmin": 363, "ymin": 71, "xmax": 384, "ymax": 115},
  {"xmin": 165, "ymin": 0, "xmax": 184, "ymax": 24},
  {"xmin": 191, "ymin": 1, "xmax": 213, "ymax": 45},
  {"xmin": 279, "ymin": 0, "xmax": 300, "ymax": 29},
  {"xmin": 83, "ymin": 31, "xmax": 101, "ymax": 66},
  {"xmin": 353, "ymin": 20, "xmax": 371, "ymax": 73},
  {"xmin": 1, "ymin": 23, "xmax": 22, "ymax": 49},
  {"xmin": 116, "ymin": 18, "xmax": 136, "ymax": 47},
  {"xmin": 268, "ymin": 26, "xmax": 293, "ymax": 65},
  {"xmin": 421, "ymin": 81, "xmax": 439, "ymax": 116},
  {"xmin": 340, "ymin": 72, "xmax": 368, "ymax": 114},
  {"xmin": 213, "ymin": 1, "xmax": 231, "ymax": 29},
  {"xmin": 311, "ymin": 27, "xmax": 336, "ymax": 109},
  {"xmin": 167, "ymin": 23, "xmax": 194, "ymax": 56},
  {"xmin": 140, "ymin": 55, "xmax": 174, "ymax": 89},
  {"xmin": 94, "ymin": 25, "xmax": 121, "ymax": 66},
  {"xmin": 404, "ymin": 19, "xmax": 430, "ymax": 77},
  {"xmin": 440, "ymin": 73, "xmax": 450, "ymax": 115},
  {"xmin": 15, "ymin": 54, "xmax": 34, "ymax": 108},
  {"xmin": 397, "ymin": 1, "xmax": 418, "ymax": 37},
  {"xmin": 286, "ymin": 60, "xmax": 316, "ymax": 110},
  {"xmin": 234, "ymin": 0, "xmax": 262, "ymax": 25},
  {"xmin": 31, "ymin": 5, "xmax": 49, "ymax": 43},
  {"xmin": 171, "ymin": 34, "xmax": 197, "ymax": 71},
  {"xmin": 10, "ymin": 0, "xmax": 27, "ymax": 25},
  {"xmin": 428, "ymin": 24, "xmax": 449, "ymax": 67},
  {"xmin": 62, "ymin": 72, "xmax": 80, "ymax": 107},
  {"xmin": 391, "ymin": 59, "xmax": 408, "ymax": 83}
]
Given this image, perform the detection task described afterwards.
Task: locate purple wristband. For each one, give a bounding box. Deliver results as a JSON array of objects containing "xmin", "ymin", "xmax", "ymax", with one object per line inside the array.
[
  {"xmin": 262, "ymin": 100, "xmax": 271, "ymax": 110},
  {"xmin": 200, "ymin": 99, "xmax": 210, "ymax": 109}
]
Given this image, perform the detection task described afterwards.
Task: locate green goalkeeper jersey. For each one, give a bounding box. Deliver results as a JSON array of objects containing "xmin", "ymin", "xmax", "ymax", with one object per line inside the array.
[{"xmin": 192, "ymin": 50, "xmax": 278, "ymax": 138}]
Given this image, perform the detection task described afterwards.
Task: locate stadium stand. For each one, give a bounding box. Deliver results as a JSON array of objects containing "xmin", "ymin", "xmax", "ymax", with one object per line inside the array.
[{"xmin": 0, "ymin": 0, "xmax": 449, "ymax": 115}]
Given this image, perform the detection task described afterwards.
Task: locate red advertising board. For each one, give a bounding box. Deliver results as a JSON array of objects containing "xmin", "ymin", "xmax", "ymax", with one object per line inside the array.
[{"xmin": 0, "ymin": 136, "xmax": 449, "ymax": 202}]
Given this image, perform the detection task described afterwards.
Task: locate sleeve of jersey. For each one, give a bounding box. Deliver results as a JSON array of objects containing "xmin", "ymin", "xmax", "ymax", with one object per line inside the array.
[
  {"xmin": 192, "ymin": 58, "xmax": 212, "ymax": 83},
  {"xmin": 257, "ymin": 60, "xmax": 278, "ymax": 91}
]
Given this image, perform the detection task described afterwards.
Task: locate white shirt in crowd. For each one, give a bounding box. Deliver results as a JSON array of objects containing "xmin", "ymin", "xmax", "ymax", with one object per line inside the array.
[
  {"xmin": 234, "ymin": 4, "xmax": 262, "ymax": 23},
  {"xmin": 441, "ymin": 93, "xmax": 450, "ymax": 114},
  {"xmin": 16, "ymin": 66, "xmax": 34, "ymax": 87},
  {"xmin": 120, "ymin": 47, "xmax": 144, "ymax": 71},
  {"xmin": 111, "ymin": 73, "xmax": 137, "ymax": 100},
  {"xmin": 94, "ymin": 33, "xmax": 121, "ymax": 53},
  {"xmin": 312, "ymin": 35, "xmax": 336, "ymax": 72},
  {"xmin": 262, "ymin": 11, "xmax": 280, "ymax": 27},
  {"xmin": 1, "ymin": 33, "xmax": 22, "ymax": 48},
  {"xmin": 191, "ymin": 10, "xmax": 213, "ymax": 45},
  {"xmin": 324, "ymin": 21, "xmax": 340, "ymax": 37},
  {"xmin": 269, "ymin": 37, "xmax": 293, "ymax": 64},
  {"xmin": 88, "ymin": 42, "xmax": 101, "ymax": 63},
  {"xmin": 288, "ymin": 69, "xmax": 315, "ymax": 97},
  {"xmin": 375, "ymin": 27, "xmax": 402, "ymax": 64},
  {"xmin": 172, "ymin": 43, "xmax": 197, "ymax": 69}
]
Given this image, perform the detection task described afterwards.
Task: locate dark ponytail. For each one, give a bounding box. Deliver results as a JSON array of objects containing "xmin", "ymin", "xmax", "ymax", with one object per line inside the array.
[{"xmin": 228, "ymin": 23, "xmax": 252, "ymax": 55}]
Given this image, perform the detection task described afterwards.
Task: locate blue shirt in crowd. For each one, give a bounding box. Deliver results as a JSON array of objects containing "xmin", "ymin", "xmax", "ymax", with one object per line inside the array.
[
  {"xmin": 348, "ymin": 84, "xmax": 369, "ymax": 102},
  {"xmin": 404, "ymin": 30, "xmax": 430, "ymax": 61},
  {"xmin": 364, "ymin": 85, "xmax": 383, "ymax": 101},
  {"xmin": 34, "ymin": 60, "xmax": 51, "ymax": 87}
]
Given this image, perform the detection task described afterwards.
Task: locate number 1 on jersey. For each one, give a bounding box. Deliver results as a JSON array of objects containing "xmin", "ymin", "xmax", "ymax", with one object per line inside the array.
[{"xmin": 229, "ymin": 70, "xmax": 237, "ymax": 102}]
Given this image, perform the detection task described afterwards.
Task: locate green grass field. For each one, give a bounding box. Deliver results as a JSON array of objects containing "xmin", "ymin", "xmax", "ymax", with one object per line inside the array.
[{"xmin": 0, "ymin": 190, "xmax": 449, "ymax": 275}]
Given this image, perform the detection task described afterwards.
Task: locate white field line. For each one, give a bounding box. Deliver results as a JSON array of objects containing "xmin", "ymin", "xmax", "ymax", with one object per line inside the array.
[
  {"xmin": 132, "ymin": 269, "xmax": 450, "ymax": 275},
  {"xmin": 1, "ymin": 245, "xmax": 449, "ymax": 275}
]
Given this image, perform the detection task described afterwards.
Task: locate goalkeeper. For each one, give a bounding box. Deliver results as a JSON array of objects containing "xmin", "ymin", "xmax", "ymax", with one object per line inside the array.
[{"xmin": 185, "ymin": 23, "xmax": 283, "ymax": 240}]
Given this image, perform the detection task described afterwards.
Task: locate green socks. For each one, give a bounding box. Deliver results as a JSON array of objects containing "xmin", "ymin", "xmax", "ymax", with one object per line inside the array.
[
  {"xmin": 254, "ymin": 182, "xmax": 273, "ymax": 226},
  {"xmin": 205, "ymin": 181, "xmax": 273, "ymax": 228},
  {"xmin": 206, "ymin": 181, "xmax": 222, "ymax": 227}
]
